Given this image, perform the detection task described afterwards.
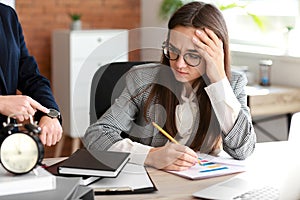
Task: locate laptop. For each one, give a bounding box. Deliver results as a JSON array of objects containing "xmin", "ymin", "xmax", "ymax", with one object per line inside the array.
[{"xmin": 192, "ymin": 174, "xmax": 280, "ymax": 200}]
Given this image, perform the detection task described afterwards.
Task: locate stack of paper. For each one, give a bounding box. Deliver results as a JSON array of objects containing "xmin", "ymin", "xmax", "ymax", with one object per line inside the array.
[
  {"xmin": 0, "ymin": 177, "xmax": 93, "ymax": 200},
  {"xmin": 0, "ymin": 165, "xmax": 56, "ymax": 196}
]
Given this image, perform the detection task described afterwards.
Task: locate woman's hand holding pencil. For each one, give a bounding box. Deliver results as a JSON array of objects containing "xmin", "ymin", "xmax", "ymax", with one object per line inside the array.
[{"xmin": 144, "ymin": 122, "xmax": 199, "ymax": 171}]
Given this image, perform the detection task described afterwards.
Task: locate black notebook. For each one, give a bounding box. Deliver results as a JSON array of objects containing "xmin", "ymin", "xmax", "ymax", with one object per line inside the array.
[
  {"xmin": 45, "ymin": 159, "xmax": 101, "ymax": 186},
  {"xmin": 57, "ymin": 149, "xmax": 130, "ymax": 178}
]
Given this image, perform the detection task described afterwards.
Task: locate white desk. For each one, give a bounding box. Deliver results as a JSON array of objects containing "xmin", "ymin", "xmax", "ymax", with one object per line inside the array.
[
  {"xmin": 246, "ymin": 85, "xmax": 300, "ymax": 140},
  {"xmin": 44, "ymin": 141, "xmax": 300, "ymax": 200},
  {"xmin": 246, "ymin": 85, "xmax": 300, "ymax": 117}
]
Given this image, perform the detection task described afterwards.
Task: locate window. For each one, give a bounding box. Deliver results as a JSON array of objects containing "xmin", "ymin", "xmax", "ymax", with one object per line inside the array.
[{"xmin": 217, "ymin": 0, "xmax": 300, "ymax": 55}]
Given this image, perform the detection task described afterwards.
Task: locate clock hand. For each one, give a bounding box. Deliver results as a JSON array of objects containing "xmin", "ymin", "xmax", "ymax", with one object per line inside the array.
[{"xmin": 16, "ymin": 134, "xmax": 22, "ymax": 155}]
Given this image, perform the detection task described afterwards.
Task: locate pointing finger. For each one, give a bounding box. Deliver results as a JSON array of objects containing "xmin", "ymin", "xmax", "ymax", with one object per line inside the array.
[{"xmin": 29, "ymin": 98, "xmax": 50, "ymax": 114}]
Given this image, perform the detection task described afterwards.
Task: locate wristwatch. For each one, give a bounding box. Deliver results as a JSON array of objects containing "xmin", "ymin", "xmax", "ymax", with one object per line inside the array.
[{"xmin": 47, "ymin": 108, "xmax": 61, "ymax": 119}]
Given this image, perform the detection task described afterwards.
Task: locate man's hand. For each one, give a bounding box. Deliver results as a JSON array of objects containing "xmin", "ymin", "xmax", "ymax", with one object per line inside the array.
[
  {"xmin": 0, "ymin": 95, "xmax": 63, "ymax": 146},
  {"xmin": 39, "ymin": 116, "xmax": 63, "ymax": 146},
  {"xmin": 0, "ymin": 95, "xmax": 49, "ymax": 121}
]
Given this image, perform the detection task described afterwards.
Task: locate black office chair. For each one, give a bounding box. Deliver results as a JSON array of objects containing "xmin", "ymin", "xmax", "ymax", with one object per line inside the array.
[{"xmin": 89, "ymin": 61, "xmax": 154, "ymax": 124}]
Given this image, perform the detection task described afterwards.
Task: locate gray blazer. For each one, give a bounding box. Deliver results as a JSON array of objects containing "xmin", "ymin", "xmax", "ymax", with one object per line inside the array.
[{"xmin": 83, "ymin": 63, "xmax": 256, "ymax": 160}]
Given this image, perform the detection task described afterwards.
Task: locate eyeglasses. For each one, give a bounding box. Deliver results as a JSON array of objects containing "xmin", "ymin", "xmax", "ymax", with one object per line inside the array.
[{"xmin": 162, "ymin": 43, "xmax": 202, "ymax": 67}]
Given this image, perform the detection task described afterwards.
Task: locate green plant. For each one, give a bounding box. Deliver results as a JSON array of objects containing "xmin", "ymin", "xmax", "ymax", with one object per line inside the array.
[
  {"xmin": 69, "ymin": 13, "xmax": 81, "ymax": 21},
  {"xmin": 159, "ymin": 0, "xmax": 185, "ymax": 21},
  {"xmin": 218, "ymin": 2, "xmax": 264, "ymax": 30},
  {"xmin": 159, "ymin": 0, "xmax": 264, "ymax": 30},
  {"xmin": 286, "ymin": 25, "xmax": 294, "ymax": 32}
]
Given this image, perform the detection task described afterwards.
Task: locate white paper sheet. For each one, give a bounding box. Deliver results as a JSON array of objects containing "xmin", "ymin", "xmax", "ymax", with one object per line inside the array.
[
  {"xmin": 89, "ymin": 163, "xmax": 154, "ymax": 192},
  {"xmin": 169, "ymin": 153, "xmax": 246, "ymax": 180}
]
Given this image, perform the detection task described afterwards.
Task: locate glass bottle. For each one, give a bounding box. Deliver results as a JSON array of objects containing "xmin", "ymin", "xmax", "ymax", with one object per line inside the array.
[{"xmin": 259, "ymin": 59, "xmax": 272, "ymax": 86}]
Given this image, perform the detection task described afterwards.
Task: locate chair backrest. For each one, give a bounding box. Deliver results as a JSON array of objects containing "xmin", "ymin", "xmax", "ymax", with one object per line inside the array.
[{"xmin": 89, "ymin": 61, "xmax": 153, "ymax": 125}]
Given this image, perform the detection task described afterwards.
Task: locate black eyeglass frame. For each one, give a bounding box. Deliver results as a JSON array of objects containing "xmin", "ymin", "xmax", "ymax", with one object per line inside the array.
[{"xmin": 162, "ymin": 41, "xmax": 202, "ymax": 67}]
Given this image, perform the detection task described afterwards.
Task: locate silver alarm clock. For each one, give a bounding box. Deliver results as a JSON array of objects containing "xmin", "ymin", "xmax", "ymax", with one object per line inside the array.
[{"xmin": 0, "ymin": 114, "xmax": 44, "ymax": 174}]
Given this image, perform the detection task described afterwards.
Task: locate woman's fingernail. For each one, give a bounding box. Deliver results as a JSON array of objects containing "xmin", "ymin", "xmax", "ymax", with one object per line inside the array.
[
  {"xmin": 196, "ymin": 30, "xmax": 202, "ymax": 35},
  {"xmin": 192, "ymin": 37, "xmax": 198, "ymax": 43}
]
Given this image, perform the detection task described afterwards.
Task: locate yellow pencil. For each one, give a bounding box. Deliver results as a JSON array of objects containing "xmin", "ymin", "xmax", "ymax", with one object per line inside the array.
[
  {"xmin": 152, "ymin": 122, "xmax": 179, "ymax": 144},
  {"xmin": 151, "ymin": 122, "xmax": 202, "ymax": 165}
]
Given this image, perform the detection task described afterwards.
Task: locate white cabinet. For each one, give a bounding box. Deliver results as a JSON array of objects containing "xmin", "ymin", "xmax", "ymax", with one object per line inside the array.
[{"xmin": 52, "ymin": 30, "xmax": 128, "ymax": 138}]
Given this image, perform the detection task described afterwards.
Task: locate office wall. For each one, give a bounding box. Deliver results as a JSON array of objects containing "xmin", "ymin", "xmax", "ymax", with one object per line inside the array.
[
  {"xmin": 15, "ymin": 0, "xmax": 141, "ymax": 80},
  {"xmin": 231, "ymin": 51, "xmax": 300, "ymax": 87},
  {"xmin": 140, "ymin": 0, "xmax": 166, "ymax": 61}
]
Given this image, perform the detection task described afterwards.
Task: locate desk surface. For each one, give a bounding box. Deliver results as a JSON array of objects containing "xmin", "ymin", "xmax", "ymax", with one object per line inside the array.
[
  {"xmin": 44, "ymin": 141, "xmax": 300, "ymax": 200},
  {"xmin": 246, "ymin": 85, "xmax": 300, "ymax": 116}
]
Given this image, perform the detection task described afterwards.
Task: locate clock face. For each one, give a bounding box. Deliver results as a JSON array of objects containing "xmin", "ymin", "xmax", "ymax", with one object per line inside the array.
[{"xmin": 0, "ymin": 133, "xmax": 39, "ymax": 174}]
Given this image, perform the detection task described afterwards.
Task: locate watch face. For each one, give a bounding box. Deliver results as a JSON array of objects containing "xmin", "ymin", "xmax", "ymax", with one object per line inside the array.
[
  {"xmin": 0, "ymin": 133, "xmax": 39, "ymax": 174},
  {"xmin": 47, "ymin": 108, "xmax": 60, "ymax": 118}
]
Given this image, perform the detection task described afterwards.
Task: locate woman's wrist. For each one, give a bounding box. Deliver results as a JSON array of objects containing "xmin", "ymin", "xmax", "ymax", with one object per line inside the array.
[{"xmin": 144, "ymin": 147, "xmax": 159, "ymax": 166}]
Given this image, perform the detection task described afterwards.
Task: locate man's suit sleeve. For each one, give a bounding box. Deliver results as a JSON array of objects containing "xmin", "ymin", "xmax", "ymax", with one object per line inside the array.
[{"xmin": 10, "ymin": 7, "xmax": 61, "ymax": 123}]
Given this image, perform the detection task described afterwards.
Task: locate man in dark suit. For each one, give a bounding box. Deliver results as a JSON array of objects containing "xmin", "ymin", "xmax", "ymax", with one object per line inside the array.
[{"xmin": 0, "ymin": 3, "xmax": 62, "ymax": 146}]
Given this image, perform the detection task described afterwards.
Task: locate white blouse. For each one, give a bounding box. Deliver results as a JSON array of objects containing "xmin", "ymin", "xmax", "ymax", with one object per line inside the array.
[
  {"xmin": 108, "ymin": 77, "xmax": 241, "ymax": 165},
  {"xmin": 175, "ymin": 84, "xmax": 199, "ymax": 145}
]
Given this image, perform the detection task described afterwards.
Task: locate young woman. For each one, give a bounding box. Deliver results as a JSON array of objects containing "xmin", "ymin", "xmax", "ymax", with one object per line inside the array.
[{"xmin": 83, "ymin": 1, "xmax": 256, "ymax": 171}]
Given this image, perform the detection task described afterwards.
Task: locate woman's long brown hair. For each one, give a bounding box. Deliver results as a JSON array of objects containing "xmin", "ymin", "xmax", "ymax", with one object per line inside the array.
[{"xmin": 144, "ymin": 2, "xmax": 231, "ymax": 152}]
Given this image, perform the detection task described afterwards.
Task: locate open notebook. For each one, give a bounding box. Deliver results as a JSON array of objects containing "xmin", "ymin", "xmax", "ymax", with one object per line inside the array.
[{"xmin": 89, "ymin": 162, "xmax": 157, "ymax": 194}]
